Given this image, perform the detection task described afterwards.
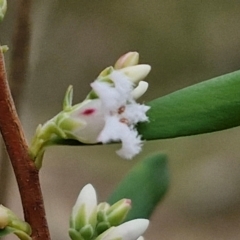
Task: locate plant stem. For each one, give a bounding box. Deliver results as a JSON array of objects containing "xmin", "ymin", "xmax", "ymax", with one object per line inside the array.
[
  {"xmin": 0, "ymin": 50, "xmax": 51, "ymax": 239},
  {"xmin": 9, "ymin": 0, "xmax": 32, "ymax": 105},
  {"xmin": 0, "ymin": 0, "xmax": 32, "ymax": 206}
]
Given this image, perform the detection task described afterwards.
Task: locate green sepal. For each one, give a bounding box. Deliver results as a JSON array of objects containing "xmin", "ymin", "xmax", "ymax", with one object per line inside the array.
[
  {"xmin": 13, "ymin": 230, "xmax": 32, "ymax": 240},
  {"xmin": 0, "ymin": 227, "xmax": 32, "ymax": 240},
  {"xmin": 69, "ymin": 228, "xmax": 84, "ymax": 240},
  {"xmin": 95, "ymin": 221, "xmax": 110, "ymax": 235},
  {"xmin": 63, "ymin": 85, "xmax": 73, "ymax": 110},
  {"xmin": 0, "ymin": 227, "xmax": 14, "ymax": 237},
  {"xmin": 138, "ymin": 70, "xmax": 240, "ymax": 140},
  {"xmin": 108, "ymin": 153, "xmax": 169, "ymax": 220},
  {"xmin": 9, "ymin": 219, "xmax": 32, "ymax": 235},
  {"xmin": 79, "ymin": 224, "xmax": 94, "ymax": 240}
]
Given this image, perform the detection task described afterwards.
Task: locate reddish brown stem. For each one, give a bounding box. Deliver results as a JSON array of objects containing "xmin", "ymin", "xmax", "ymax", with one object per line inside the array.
[
  {"xmin": 9, "ymin": 0, "xmax": 32, "ymax": 105},
  {"xmin": 0, "ymin": 50, "xmax": 51, "ymax": 239},
  {"xmin": 0, "ymin": 0, "xmax": 32, "ymax": 206}
]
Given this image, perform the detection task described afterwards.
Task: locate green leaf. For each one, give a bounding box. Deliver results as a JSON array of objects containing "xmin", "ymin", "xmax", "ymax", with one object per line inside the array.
[
  {"xmin": 138, "ymin": 70, "xmax": 240, "ymax": 139},
  {"xmin": 0, "ymin": 227, "xmax": 15, "ymax": 237},
  {"xmin": 108, "ymin": 153, "xmax": 169, "ymax": 220}
]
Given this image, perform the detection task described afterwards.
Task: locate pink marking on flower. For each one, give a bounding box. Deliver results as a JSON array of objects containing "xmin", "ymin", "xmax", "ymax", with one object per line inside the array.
[
  {"xmin": 81, "ymin": 108, "xmax": 96, "ymax": 116},
  {"xmin": 125, "ymin": 199, "xmax": 132, "ymax": 205}
]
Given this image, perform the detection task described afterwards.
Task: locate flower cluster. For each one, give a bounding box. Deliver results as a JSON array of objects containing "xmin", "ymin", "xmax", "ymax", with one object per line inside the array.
[
  {"xmin": 29, "ymin": 52, "xmax": 151, "ymax": 168},
  {"xmin": 69, "ymin": 184, "xmax": 149, "ymax": 240}
]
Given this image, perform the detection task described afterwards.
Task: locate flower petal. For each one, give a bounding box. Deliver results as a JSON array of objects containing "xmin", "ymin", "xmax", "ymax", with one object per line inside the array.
[{"xmin": 98, "ymin": 116, "xmax": 143, "ymax": 159}]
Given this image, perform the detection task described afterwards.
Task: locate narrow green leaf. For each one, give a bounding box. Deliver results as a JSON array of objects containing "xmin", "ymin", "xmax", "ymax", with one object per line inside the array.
[
  {"xmin": 108, "ymin": 153, "xmax": 169, "ymax": 220},
  {"xmin": 138, "ymin": 70, "xmax": 240, "ymax": 139}
]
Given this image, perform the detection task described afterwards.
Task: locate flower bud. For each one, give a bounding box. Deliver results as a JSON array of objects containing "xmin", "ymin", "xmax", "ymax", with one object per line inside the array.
[
  {"xmin": 70, "ymin": 184, "xmax": 97, "ymax": 237},
  {"xmin": 0, "ymin": 205, "xmax": 9, "ymax": 229},
  {"xmin": 114, "ymin": 52, "xmax": 139, "ymax": 69},
  {"xmin": 105, "ymin": 199, "xmax": 131, "ymax": 226},
  {"xmin": 0, "ymin": 205, "xmax": 32, "ymax": 240},
  {"xmin": 119, "ymin": 64, "xmax": 151, "ymax": 84}
]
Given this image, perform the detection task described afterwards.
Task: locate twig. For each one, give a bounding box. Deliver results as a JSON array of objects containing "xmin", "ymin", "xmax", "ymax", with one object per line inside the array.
[
  {"xmin": 0, "ymin": 0, "xmax": 32, "ymax": 206},
  {"xmin": 0, "ymin": 50, "xmax": 51, "ymax": 239},
  {"xmin": 9, "ymin": 0, "xmax": 31, "ymax": 104}
]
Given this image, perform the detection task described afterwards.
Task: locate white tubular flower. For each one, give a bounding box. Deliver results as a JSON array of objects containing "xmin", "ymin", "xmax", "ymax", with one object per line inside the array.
[
  {"xmin": 70, "ymin": 184, "xmax": 97, "ymax": 235},
  {"xmin": 91, "ymin": 70, "xmax": 150, "ymax": 159},
  {"xmin": 95, "ymin": 219, "xmax": 149, "ymax": 240},
  {"xmin": 29, "ymin": 52, "xmax": 151, "ymax": 167}
]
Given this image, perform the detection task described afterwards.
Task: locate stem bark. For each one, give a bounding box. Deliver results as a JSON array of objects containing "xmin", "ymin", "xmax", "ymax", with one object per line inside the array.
[{"xmin": 0, "ymin": 50, "xmax": 51, "ymax": 239}]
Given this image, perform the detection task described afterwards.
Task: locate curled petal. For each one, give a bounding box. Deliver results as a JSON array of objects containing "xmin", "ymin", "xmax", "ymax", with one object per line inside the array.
[{"xmin": 131, "ymin": 81, "xmax": 149, "ymax": 100}]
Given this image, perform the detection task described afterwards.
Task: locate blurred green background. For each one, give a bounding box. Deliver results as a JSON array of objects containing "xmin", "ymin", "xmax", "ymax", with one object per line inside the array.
[{"xmin": 1, "ymin": 1, "xmax": 240, "ymax": 239}]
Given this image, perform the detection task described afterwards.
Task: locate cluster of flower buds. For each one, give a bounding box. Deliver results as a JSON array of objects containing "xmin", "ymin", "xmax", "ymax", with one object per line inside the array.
[
  {"xmin": 69, "ymin": 184, "xmax": 149, "ymax": 240},
  {"xmin": 29, "ymin": 52, "xmax": 151, "ymax": 169},
  {"xmin": 0, "ymin": 205, "xmax": 32, "ymax": 240}
]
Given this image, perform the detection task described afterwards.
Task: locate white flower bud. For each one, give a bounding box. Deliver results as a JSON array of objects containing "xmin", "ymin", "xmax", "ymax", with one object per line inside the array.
[
  {"xmin": 70, "ymin": 184, "xmax": 97, "ymax": 233},
  {"xmin": 114, "ymin": 52, "xmax": 139, "ymax": 69}
]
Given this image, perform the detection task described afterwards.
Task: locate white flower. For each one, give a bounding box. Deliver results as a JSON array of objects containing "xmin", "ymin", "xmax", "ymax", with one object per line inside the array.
[
  {"xmin": 95, "ymin": 219, "xmax": 149, "ymax": 240},
  {"xmin": 91, "ymin": 70, "xmax": 150, "ymax": 159},
  {"xmin": 70, "ymin": 184, "xmax": 97, "ymax": 232},
  {"xmin": 29, "ymin": 52, "xmax": 151, "ymax": 165}
]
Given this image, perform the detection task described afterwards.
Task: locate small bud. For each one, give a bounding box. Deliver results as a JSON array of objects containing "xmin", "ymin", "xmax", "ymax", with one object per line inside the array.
[
  {"xmin": 119, "ymin": 64, "xmax": 151, "ymax": 84},
  {"xmin": 114, "ymin": 52, "xmax": 139, "ymax": 69},
  {"xmin": 0, "ymin": 205, "xmax": 9, "ymax": 229},
  {"xmin": 97, "ymin": 202, "xmax": 110, "ymax": 222},
  {"xmin": 0, "ymin": 205, "xmax": 32, "ymax": 240},
  {"xmin": 0, "ymin": 0, "xmax": 7, "ymax": 22},
  {"xmin": 106, "ymin": 199, "xmax": 131, "ymax": 226}
]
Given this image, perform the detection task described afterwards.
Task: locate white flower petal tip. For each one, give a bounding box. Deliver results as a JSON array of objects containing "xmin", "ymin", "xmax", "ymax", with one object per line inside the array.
[
  {"xmin": 119, "ymin": 219, "xmax": 149, "ymax": 240},
  {"xmin": 95, "ymin": 219, "xmax": 149, "ymax": 240},
  {"xmin": 137, "ymin": 237, "xmax": 145, "ymax": 240},
  {"xmin": 114, "ymin": 52, "xmax": 139, "ymax": 69},
  {"xmin": 75, "ymin": 184, "xmax": 97, "ymax": 210},
  {"xmin": 119, "ymin": 64, "xmax": 151, "ymax": 84},
  {"xmin": 132, "ymin": 81, "xmax": 149, "ymax": 99}
]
